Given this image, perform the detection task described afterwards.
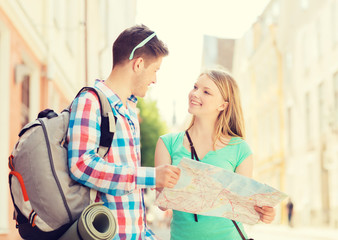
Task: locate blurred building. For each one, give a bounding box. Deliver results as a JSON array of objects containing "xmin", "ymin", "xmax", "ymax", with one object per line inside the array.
[
  {"xmin": 201, "ymin": 35, "xmax": 235, "ymax": 71},
  {"xmin": 232, "ymin": 0, "xmax": 338, "ymax": 228},
  {"xmin": 0, "ymin": 0, "xmax": 136, "ymax": 239}
]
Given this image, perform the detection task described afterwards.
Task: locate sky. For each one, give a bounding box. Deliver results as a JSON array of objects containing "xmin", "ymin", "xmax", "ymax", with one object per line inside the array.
[{"xmin": 135, "ymin": 0, "xmax": 270, "ymax": 128}]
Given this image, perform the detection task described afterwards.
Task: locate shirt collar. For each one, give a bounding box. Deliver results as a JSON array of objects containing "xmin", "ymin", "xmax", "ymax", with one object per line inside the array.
[{"xmin": 94, "ymin": 79, "xmax": 138, "ymax": 107}]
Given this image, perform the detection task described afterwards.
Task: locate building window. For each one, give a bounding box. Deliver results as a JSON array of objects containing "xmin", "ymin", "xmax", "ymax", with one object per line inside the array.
[
  {"xmin": 65, "ymin": 0, "xmax": 77, "ymax": 55},
  {"xmin": 202, "ymin": 35, "xmax": 218, "ymax": 68},
  {"xmin": 99, "ymin": 0, "xmax": 109, "ymax": 40},
  {"xmin": 333, "ymin": 1, "xmax": 338, "ymax": 46},
  {"xmin": 316, "ymin": 19, "xmax": 322, "ymax": 59},
  {"xmin": 287, "ymin": 106, "xmax": 293, "ymax": 153},
  {"xmin": 305, "ymin": 92, "xmax": 311, "ymax": 144},
  {"xmin": 334, "ymin": 72, "xmax": 338, "ymax": 123},
  {"xmin": 272, "ymin": 1, "xmax": 280, "ymax": 17},
  {"xmin": 284, "ymin": 52, "xmax": 293, "ymax": 84},
  {"xmin": 21, "ymin": 75, "xmax": 30, "ymax": 127},
  {"xmin": 318, "ymin": 82, "xmax": 324, "ymax": 135},
  {"xmin": 245, "ymin": 29, "xmax": 254, "ymax": 57},
  {"xmin": 53, "ymin": 0, "xmax": 65, "ymax": 30},
  {"xmin": 301, "ymin": 32, "xmax": 310, "ymax": 70},
  {"xmin": 300, "ymin": 0, "xmax": 309, "ymax": 10}
]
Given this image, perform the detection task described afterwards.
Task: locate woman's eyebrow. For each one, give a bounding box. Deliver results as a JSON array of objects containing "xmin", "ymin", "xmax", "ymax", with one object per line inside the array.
[{"xmin": 203, "ymin": 86, "xmax": 213, "ymax": 91}]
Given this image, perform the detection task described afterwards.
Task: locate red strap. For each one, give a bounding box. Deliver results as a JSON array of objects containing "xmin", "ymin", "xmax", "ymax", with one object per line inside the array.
[
  {"xmin": 31, "ymin": 214, "xmax": 37, "ymax": 227},
  {"xmin": 9, "ymin": 171, "xmax": 29, "ymax": 201},
  {"xmin": 8, "ymin": 155, "xmax": 15, "ymax": 171},
  {"xmin": 29, "ymin": 210, "xmax": 37, "ymax": 227}
]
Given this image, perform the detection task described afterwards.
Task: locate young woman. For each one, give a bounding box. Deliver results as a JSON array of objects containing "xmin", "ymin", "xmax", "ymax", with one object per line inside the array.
[{"xmin": 154, "ymin": 68, "xmax": 275, "ymax": 239}]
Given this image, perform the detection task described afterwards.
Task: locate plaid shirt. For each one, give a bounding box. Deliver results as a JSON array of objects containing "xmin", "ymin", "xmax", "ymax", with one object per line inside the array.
[{"xmin": 67, "ymin": 80, "xmax": 157, "ymax": 240}]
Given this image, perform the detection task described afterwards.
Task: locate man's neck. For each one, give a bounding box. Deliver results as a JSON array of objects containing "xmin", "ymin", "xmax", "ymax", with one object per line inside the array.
[{"xmin": 105, "ymin": 67, "xmax": 133, "ymax": 106}]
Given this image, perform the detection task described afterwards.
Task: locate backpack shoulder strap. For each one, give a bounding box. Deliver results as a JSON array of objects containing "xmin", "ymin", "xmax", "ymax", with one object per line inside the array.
[{"xmin": 75, "ymin": 87, "xmax": 116, "ymax": 157}]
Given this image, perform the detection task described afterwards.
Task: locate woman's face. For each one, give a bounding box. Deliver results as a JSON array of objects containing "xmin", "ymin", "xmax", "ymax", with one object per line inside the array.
[{"xmin": 188, "ymin": 74, "xmax": 226, "ymax": 117}]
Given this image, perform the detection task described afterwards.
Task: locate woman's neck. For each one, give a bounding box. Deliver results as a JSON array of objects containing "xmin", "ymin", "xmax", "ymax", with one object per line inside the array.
[
  {"xmin": 188, "ymin": 116, "xmax": 230, "ymax": 147},
  {"xmin": 188, "ymin": 117, "xmax": 215, "ymax": 141}
]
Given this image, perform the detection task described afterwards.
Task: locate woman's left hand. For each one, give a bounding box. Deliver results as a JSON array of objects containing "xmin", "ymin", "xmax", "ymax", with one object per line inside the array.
[{"xmin": 254, "ymin": 206, "xmax": 276, "ymax": 224}]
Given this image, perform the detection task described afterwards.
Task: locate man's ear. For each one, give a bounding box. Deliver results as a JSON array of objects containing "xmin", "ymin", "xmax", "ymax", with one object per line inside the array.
[
  {"xmin": 132, "ymin": 57, "xmax": 144, "ymax": 72},
  {"xmin": 218, "ymin": 101, "xmax": 229, "ymax": 112}
]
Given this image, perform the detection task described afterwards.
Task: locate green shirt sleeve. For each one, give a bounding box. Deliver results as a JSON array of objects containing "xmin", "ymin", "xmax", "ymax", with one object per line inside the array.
[
  {"xmin": 160, "ymin": 133, "xmax": 173, "ymax": 156},
  {"xmin": 236, "ymin": 139, "xmax": 253, "ymax": 168}
]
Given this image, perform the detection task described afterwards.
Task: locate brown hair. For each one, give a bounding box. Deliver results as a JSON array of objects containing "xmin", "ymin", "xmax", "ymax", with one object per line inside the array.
[
  {"xmin": 112, "ymin": 24, "xmax": 169, "ymax": 67},
  {"xmin": 187, "ymin": 68, "xmax": 246, "ymax": 147}
]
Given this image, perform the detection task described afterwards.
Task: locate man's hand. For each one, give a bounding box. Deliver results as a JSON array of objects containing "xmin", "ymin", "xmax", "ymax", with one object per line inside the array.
[
  {"xmin": 254, "ymin": 206, "xmax": 276, "ymax": 224},
  {"xmin": 155, "ymin": 164, "xmax": 181, "ymax": 188}
]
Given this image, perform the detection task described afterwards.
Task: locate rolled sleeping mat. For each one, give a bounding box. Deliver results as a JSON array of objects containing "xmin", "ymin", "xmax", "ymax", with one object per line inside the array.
[{"xmin": 59, "ymin": 202, "xmax": 116, "ymax": 240}]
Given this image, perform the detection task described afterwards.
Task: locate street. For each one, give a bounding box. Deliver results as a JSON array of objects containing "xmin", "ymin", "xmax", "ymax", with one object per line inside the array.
[
  {"xmin": 246, "ymin": 224, "xmax": 338, "ymax": 240},
  {"xmin": 150, "ymin": 224, "xmax": 338, "ymax": 240}
]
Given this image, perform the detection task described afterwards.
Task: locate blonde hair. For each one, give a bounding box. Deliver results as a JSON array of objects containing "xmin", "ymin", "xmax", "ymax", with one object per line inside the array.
[{"xmin": 187, "ymin": 68, "xmax": 246, "ymax": 146}]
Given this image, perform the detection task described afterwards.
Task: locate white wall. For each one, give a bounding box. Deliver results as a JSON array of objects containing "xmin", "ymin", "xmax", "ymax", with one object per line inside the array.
[{"xmin": 0, "ymin": 19, "xmax": 10, "ymax": 234}]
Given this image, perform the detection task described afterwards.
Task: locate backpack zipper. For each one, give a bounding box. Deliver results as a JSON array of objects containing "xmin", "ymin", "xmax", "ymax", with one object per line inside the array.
[{"xmin": 38, "ymin": 118, "xmax": 73, "ymax": 223}]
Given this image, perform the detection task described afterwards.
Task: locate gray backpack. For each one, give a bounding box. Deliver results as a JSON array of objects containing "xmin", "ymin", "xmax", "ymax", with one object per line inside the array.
[{"xmin": 8, "ymin": 87, "xmax": 116, "ymax": 240}]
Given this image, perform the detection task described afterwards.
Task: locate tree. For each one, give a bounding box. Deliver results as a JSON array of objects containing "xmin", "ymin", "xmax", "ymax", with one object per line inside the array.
[{"xmin": 137, "ymin": 98, "xmax": 167, "ymax": 167}]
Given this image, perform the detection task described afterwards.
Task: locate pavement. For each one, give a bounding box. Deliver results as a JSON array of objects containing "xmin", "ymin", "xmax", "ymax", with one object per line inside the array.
[
  {"xmin": 150, "ymin": 224, "xmax": 338, "ymax": 240},
  {"xmin": 246, "ymin": 224, "xmax": 338, "ymax": 240}
]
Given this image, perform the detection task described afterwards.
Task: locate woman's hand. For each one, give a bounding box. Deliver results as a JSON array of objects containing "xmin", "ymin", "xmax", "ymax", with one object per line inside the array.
[{"xmin": 254, "ymin": 206, "xmax": 276, "ymax": 224}]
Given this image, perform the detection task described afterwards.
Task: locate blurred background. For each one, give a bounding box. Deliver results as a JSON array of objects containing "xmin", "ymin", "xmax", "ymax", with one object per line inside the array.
[{"xmin": 0, "ymin": 0, "xmax": 337, "ymax": 239}]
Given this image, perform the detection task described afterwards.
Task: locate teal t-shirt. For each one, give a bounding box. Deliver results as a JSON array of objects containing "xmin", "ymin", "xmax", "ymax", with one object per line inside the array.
[{"xmin": 160, "ymin": 131, "xmax": 252, "ymax": 240}]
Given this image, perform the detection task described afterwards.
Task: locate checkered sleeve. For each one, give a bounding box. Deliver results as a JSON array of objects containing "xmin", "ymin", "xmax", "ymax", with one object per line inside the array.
[{"xmin": 67, "ymin": 91, "xmax": 156, "ymax": 196}]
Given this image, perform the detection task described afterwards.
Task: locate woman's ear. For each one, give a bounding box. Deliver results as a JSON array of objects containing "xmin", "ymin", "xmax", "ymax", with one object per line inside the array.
[
  {"xmin": 218, "ymin": 101, "xmax": 229, "ymax": 112},
  {"xmin": 132, "ymin": 57, "xmax": 144, "ymax": 72}
]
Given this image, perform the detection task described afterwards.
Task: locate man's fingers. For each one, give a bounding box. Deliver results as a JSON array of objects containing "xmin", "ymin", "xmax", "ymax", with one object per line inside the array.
[
  {"xmin": 166, "ymin": 182, "xmax": 176, "ymax": 188},
  {"xmin": 254, "ymin": 206, "xmax": 276, "ymax": 224},
  {"xmin": 167, "ymin": 165, "xmax": 181, "ymax": 176},
  {"xmin": 165, "ymin": 175, "xmax": 180, "ymax": 188},
  {"xmin": 155, "ymin": 164, "xmax": 181, "ymax": 188},
  {"xmin": 167, "ymin": 177, "xmax": 179, "ymax": 187}
]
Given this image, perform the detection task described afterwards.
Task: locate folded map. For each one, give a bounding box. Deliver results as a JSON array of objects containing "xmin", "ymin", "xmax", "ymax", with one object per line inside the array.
[{"xmin": 155, "ymin": 157, "xmax": 288, "ymax": 224}]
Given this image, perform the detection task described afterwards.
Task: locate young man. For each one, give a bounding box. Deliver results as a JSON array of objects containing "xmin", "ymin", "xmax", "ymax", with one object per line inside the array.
[{"xmin": 67, "ymin": 25, "xmax": 181, "ymax": 239}]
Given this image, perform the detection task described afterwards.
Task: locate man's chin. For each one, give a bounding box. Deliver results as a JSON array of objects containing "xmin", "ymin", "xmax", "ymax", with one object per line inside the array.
[
  {"xmin": 134, "ymin": 88, "xmax": 148, "ymax": 98},
  {"xmin": 136, "ymin": 92, "xmax": 146, "ymax": 98}
]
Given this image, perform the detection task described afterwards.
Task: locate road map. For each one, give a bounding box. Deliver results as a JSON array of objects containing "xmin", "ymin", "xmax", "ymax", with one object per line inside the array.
[{"xmin": 155, "ymin": 157, "xmax": 287, "ymax": 225}]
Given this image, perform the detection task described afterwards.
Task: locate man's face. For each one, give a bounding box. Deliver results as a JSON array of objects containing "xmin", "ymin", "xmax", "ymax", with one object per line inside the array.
[{"xmin": 132, "ymin": 57, "xmax": 163, "ymax": 97}]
